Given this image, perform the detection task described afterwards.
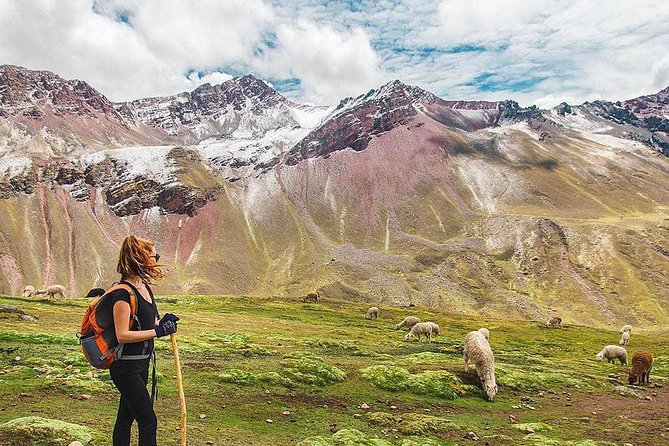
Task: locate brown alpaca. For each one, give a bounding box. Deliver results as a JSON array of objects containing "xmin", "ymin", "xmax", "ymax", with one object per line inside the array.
[
  {"xmin": 546, "ymin": 316, "xmax": 562, "ymax": 327},
  {"xmin": 628, "ymin": 351, "xmax": 653, "ymax": 385},
  {"xmin": 302, "ymin": 291, "xmax": 319, "ymax": 303}
]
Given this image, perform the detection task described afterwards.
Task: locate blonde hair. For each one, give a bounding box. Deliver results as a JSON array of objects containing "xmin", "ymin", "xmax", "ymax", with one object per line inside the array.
[{"xmin": 117, "ymin": 236, "xmax": 164, "ymax": 284}]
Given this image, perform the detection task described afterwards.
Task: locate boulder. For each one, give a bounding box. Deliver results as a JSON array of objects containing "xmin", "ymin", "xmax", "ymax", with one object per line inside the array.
[
  {"xmin": 612, "ymin": 385, "xmax": 643, "ymax": 399},
  {"xmin": 0, "ymin": 304, "xmax": 26, "ymax": 315},
  {"xmin": 0, "ymin": 304, "xmax": 38, "ymax": 322},
  {"xmin": 0, "ymin": 416, "xmax": 92, "ymax": 446}
]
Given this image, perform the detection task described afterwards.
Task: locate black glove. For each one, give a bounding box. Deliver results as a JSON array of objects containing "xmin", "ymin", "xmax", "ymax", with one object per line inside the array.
[
  {"xmin": 155, "ymin": 319, "xmax": 177, "ymax": 338},
  {"xmin": 159, "ymin": 313, "xmax": 180, "ymax": 324}
]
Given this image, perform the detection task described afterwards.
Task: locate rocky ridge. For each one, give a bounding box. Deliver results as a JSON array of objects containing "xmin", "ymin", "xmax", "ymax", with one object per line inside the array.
[
  {"xmin": 2, "ymin": 66, "xmax": 668, "ymax": 215},
  {"xmin": 119, "ymin": 74, "xmax": 328, "ymax": 144},
  {"xmin": 0, "ymin": 65, "xmax": 121, "ymax": 121}
]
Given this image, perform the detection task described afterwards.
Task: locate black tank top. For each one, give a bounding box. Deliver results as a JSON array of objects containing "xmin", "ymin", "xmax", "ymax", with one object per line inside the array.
[{"xmin": 109, "ymin": 282, "xmax": 158, "ymax": 357}]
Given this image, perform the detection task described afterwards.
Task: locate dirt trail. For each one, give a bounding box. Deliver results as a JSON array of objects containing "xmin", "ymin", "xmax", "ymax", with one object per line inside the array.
[
  {"xmin": 0, "ymin": 252, "xmax": 22, "ymax": 294},
  {"xmin": 37, "ymin": 186, "xmax": 53, "ymax": 286},
  {"xmin": 87, "ymin": 188, "xmax": 119, "ymax": 248},
  {"xmin": 502, "ymin": 210, "xmax": 669, "ymax": 226},
  {"xmin": 536, "ymin": 382, "xmax": 669, "ymax": 445},
  {"xmin": 55, "ymin": 188, "xmax": 76, "ymax": 295}
]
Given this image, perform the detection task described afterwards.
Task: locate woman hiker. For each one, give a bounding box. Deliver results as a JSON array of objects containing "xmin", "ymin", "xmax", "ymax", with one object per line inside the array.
[{"xmin": 110, "ymin": 235, "xmax": 179, "ymax": 446}]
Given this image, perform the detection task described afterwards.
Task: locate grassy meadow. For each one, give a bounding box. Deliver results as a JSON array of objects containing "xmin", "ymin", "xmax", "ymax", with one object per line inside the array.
[{"xmin": 0, "ymin": 294, "xmax": 668, "ymax": 446}]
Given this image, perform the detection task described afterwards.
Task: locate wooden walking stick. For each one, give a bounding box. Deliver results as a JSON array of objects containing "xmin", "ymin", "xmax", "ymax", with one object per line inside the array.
[{"xmin": 171, "ymin": 333, "xmax": 187, "ymax": 446}]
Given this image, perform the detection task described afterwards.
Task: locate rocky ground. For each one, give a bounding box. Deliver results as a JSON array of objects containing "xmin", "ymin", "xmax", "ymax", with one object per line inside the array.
[{"xmin": 0, "ymin": 294, "xmax": 667, "ymax": 446}]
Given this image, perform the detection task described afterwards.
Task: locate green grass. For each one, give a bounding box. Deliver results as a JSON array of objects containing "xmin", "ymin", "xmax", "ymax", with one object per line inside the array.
[
  {"xmin": 361, "ymin": 366, "xmax": 465, "ymax": 399},
  {"xmin": 0, "ymin": 294, "xmax": 667, "ymax": 445}
]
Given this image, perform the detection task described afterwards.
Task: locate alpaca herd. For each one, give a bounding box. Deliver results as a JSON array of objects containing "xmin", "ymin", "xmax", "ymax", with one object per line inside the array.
[
  {"xmin": 544, "ymin": 316, "xmax": 652, "ymax": 386},
  {"xmin": 17, "ymin": 283, "xmax": 657, "ymax": 400},
  {"xmin": 365, "ymin": 306, "xmax": 654, "ymax": 402},
  {"xmin": 370, "ymin": 308, "xmax": 498, "ymax": 401},
  {"xmin": 21, "ymin": 285, "xmax": 104, "ymax": 299},
  {"xmin": 22, "ymin": 284, "xmax": 66, "ymax": 299}
]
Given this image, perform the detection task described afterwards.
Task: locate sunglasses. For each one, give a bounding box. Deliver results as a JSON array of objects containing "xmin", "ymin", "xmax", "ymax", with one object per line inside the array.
[{"xmin": 151, "ymin": 253, "xmax": 161, "ymax": 262}]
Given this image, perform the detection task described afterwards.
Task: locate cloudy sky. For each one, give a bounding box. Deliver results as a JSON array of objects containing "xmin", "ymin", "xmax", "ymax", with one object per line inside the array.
[{"xmin": 1, "ymin": 0, "xmax": 668, "ymax": 107}]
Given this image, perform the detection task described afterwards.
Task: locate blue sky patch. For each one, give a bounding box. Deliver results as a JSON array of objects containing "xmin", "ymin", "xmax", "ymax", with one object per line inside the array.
[
  {"xmin": 116, "ymin": 10, "xmax": 130, "ymax": 24},
  {"xmin": 467, "ymin": 72, "xmax": 548, "ymax": 93}
]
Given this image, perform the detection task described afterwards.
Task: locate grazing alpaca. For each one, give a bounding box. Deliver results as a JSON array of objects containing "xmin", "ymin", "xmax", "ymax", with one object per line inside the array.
[
  {"xmin": 364, "ymin": 307, "xmax": 379, "ymax": 320},
  {"xmin": 404, "ymin": 322, "xmax": 433, "ymax": 342},
  {"xmin": 394, "ymin": 316, "xmax": 421, "ymax": 330},
  {"xmin": 628, "ymin": 351, "xmax": 653, "ymax": 385},
  {"xmin": 546, "ymin": 316, "xmax": 562, "ymax": 328},
  {"xmin": 595, "ymin": 345, "xmax": 627, "ymax": 365},
  {"xmin": 463, "ymin": 331, "xmax": 497, "ymax": 401},
  {"xmin": 45, "ymin": 285, "xmax": 66, "ymax": 299},
  {"xmin": 302, "ymin": 291, "xmax": 319, "ymax": 303}
]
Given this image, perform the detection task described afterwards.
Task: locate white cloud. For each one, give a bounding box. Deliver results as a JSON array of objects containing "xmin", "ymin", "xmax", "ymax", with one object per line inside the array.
[
  {"xmin": 185, "ymin": 71, "xmax": 234, "ymax": 89},
  {"xmin": 98, "ymin": 0, "xmax": 274, "ymax": 68},
  {"xmin": 0, "ymin": 0, "xmax": 378, "ymax": 101},
  {"xmin": 650, "ymin": 56, "xmax": 669, "ymax": 92},
  {"xmin": 0, "ymin": 0, "xmax": 380, "ymax": 103},
  {"xmin": 420, "ymin": 0, "xmax": 669, "ymax": 106},
  {"xmin": 435, "ymin": 0, "xmax": 548, "ymax": 42},
  {"xmin": 255, "ymin": 21, "xmax": 383, "ymax": 104},
  {"xmin": 0, "ymin": 0, "xmax": 161, "ymax": 100},
  {"xmin": 0, "ymin": 0, "xmax": 668, "ymax": 107}
]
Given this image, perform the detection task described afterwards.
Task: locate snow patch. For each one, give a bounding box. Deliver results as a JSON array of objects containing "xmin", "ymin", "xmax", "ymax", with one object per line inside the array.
[
  {"xmin": 140, "ymin": 206, "xmax": 163, "ymax": 226},
  {"xmin": 0, "ymin": 155, "xmax": 32, "ymax": 177},
  {"xmin": 82, "ymin": 145, "xmax": 177, "ymax": 183},
  {"xmin": 288, "ymin": 104, "xmax": 333, "ymax": 129},
  {"xmin": 577, "ymin": 133, "xmax": 646, "ymax": 153},
  {"xmin": 242, "ymin": 175, "xmax": 278, "ymax": 221},
  {"xmin": 198, "ymin": 126, "xmax": 311, "ymax": 168},
  {"xmin": 547, "ymin": 108, "xmax": 613, "ymax": 133},
  {"xmin": 453, "ymin": 108, "xmax": 498, "ymax": 125}
]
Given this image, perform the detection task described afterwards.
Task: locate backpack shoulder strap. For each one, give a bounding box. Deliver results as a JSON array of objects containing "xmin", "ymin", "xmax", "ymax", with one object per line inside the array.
[{"xmin": 105, "ymin": 283, "xmax": 138, "ymax": 327}]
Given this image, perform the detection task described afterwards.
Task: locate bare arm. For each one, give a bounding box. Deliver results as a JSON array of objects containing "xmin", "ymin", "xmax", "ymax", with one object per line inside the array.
[{"xmin": 113, "ymin": 300, "xmax": 157, "ymax": 344}]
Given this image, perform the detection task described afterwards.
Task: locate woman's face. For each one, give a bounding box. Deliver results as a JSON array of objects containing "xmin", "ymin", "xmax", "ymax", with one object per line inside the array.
[{"xmin": 148, "ymin": 246, "xmax": 160, "ymax": 264}]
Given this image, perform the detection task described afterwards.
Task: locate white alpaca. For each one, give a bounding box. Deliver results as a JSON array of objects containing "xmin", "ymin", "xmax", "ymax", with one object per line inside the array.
[
  {"xmin": 395, "ymin": 316, "xmax": 421, "ymax": 330},
  {"xmin": 45, "ymin": 285, "xmax": 66, "ymax": 299},
  {"xmin": 364, "ymin": 307, "xmax": 380, "ymax": 320},
  {"xmin": 595, "ymin": 345, "xmax": 627, "ymax": 365},
  {"xmin": 425, "ymin": 322, "xmax": 440, "ymax": 336},
  {"xmin": 404, "ymin": 322, "xmax": 433, "ymax": 342},
  {"xmin": 463, "ymin": 331, "xmax": 497, "ymax": 401}
]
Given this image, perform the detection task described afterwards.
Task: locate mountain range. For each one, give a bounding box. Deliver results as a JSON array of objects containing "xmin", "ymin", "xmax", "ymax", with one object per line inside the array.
[{"xmin": 1, "ymin": 64, "xmax": 668, "ymax": 327}]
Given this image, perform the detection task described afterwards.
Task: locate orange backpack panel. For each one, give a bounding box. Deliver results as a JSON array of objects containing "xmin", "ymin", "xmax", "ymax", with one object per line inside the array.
[{"xmin": 79, "ymin": 284, "xmax": 137, "ymax": 369}]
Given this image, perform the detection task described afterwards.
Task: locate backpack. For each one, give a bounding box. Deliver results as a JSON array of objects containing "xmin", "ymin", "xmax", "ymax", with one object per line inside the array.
[{"xmin": 78, "ymin": 283, "xmax": 147, "ymax": 369}]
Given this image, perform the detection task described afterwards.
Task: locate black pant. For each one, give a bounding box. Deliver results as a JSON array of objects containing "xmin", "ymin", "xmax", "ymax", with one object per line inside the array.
[{"xmin": 110, "ymin": 359, "xmax": 157, "ymax": 446}]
